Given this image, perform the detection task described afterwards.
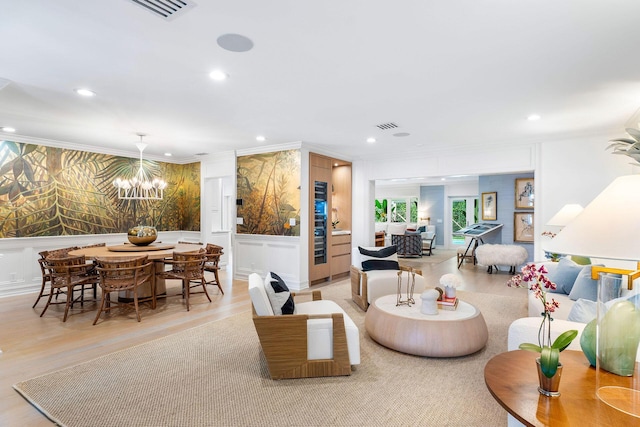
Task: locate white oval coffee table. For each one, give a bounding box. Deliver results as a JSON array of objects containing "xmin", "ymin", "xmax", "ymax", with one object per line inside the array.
[{"xmin": 364, "ymin": 294, "xmax": 488, "ymax": 357}]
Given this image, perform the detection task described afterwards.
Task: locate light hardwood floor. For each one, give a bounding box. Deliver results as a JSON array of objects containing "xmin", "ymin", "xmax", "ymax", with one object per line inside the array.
[{"xmin": 0, "ymin": 253, "xmax": 522, "ymax": 426}]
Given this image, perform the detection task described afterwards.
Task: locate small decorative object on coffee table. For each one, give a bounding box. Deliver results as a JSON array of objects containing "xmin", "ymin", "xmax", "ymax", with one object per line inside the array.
[
  {"xmin": 396, "ymin": 268, "xmax": 416, "ymax": 307},
  {"xmin": 420, "ymin": 289, "xmax": 439, "ymax": 315},
  {"xmin": 507, "ymin": 263, "xmax": 578, "ymax": 396},
  {"xmin": 440, "ymin": 273, "xmax": 460, "ymax": 299},
  {"xmin": 127, "ymin": 225, "xmax": 158, "ymax": 246}
]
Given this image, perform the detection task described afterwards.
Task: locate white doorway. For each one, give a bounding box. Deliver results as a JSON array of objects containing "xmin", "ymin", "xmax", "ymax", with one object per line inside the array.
[{"xmin": 447, "ymin": 196, "xmax": 478, "ymax": 249}]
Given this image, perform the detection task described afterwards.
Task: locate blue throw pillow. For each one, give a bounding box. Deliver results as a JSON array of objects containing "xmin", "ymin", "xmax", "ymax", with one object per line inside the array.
[
  {"xmin": 568, "ymin": 265, "xmax": 610, "ymax": 302},
  {"xmin": 567, "ymin": 298, "xmax": 598, "ymax": 323},
  {"xmin": 547, "ymin": 258, "xmax": 584, "ymax": 294},
  {"xmin": 418, "ymin": 226, "xmax": 426, "ymax": 233}
]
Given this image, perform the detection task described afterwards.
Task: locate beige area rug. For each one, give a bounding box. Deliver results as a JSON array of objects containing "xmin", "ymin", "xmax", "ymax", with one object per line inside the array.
[
  {"xmin": 14, "ymin": 280, "xmax": 526, "ymax": 427},
  {"xmin": 398, "ymin": 249, "xmax": 457, "ymax": 268}
]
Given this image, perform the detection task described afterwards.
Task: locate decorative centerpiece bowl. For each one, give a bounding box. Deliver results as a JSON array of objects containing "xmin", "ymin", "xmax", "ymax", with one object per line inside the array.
[{"xmin": 127, "ymin": 225, "xmax": 158, "ymax": 246}]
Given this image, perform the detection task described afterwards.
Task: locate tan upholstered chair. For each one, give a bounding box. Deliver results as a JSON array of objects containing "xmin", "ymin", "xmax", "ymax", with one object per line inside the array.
[
  {"xmin": 159, "ymin": 249, "xmax": 210, "ymax": 311},
  {"xmin": 93, "ymin": 256, "xmax": 153, "ymax": 325},
  {"xmin": 248, "ymin": 273, "xmax": 360, "ymax": 380},
  {"xmin": 350, "ymin": 246, "xmax": 426, "ymax": 311}
]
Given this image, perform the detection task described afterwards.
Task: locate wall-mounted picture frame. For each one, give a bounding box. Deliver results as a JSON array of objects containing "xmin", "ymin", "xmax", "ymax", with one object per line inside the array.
[
  {"xmin": 481, "ymin": 191, "xmax": 497, "ymax": 221},
  {"xmin": 515, "ymin": 178, "xmax": 535, "ymax": 209},
  {"xmin": 514, "ymin": 212, "xmax": 534, "ymax": 242}
]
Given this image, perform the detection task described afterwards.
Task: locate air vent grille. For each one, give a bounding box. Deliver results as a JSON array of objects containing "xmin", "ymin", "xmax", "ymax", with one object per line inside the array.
[
  {"xmin": 127, "ymin": 0, "xmax": 197, "ymax": 21},
  {"xmin": 376, "ymin": 122, "xmax": 398, "ymax": 130}
]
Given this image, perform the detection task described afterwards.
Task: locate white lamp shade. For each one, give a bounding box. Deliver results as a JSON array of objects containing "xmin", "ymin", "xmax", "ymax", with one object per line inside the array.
[
  {"xmin": 546, "ymin": 204, "xmax": 584, "ymax": 227},
  {"xmin": 544, "ymin": 175, "xmax": 640, "ymax": 261}
]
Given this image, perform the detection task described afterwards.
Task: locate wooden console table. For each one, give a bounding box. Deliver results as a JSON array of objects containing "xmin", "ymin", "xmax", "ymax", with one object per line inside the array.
[{"xmin": 484, "ymin": 350, "xmax": 637, "ymax": 426}]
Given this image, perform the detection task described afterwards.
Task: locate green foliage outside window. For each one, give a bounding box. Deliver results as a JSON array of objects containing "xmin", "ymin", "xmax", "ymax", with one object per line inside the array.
[
  {"xmin": 375, "ymin": 199, "xmax": 387, "ymax": 222},
  {"xmin": 452, "ymin": 200, "xmax": 467, "ymax": 232},
  {"xmin": 375, "ymin": 197, "xmax": 418, "ymax": 223}
]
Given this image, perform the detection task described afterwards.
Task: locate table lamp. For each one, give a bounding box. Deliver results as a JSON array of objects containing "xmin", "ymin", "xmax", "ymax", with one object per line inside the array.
[
  {"xmin": 544, "ymin": 176, "xmax": 640, "ymax": 417},
  {"xmin": 545, "ymin": 203, "xmax": 584, "ymax": 227}
]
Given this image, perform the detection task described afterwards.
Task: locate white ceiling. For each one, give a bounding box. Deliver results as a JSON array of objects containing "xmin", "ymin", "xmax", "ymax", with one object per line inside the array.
[{"xmin": 2, "ymin": 1, "xmax": 640, "ymax": 162}]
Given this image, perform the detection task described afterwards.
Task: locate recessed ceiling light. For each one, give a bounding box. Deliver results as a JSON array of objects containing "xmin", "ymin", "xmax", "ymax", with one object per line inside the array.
[
  {"xmin": 217, "ymin": 34, "xmax": 254, "ymax": 52},
  {"xmin": 209, "ymin": 69, "xmax": 229, "ymax": 81},
  {"xmin": 441, "ymin": 178, "xmax": 446, "ymax": 181},
  {"xmin": 527, "ymin": 114, "xmax": 541, "ymax": 121},
  {"xmin": 1, "ymin": 126, "xmax": 16, "ymax": 133},
  {"xmin": 366, "ymin": 137, "xmax": 376, "ymax": 143},
  {"xmin": 334, "ymin": 163, "xmax": 339, "ymax": 167},
  {"xmin": 256, "ymin": 135, "xmax": 266, "ymax": 142},
  {"xmin": 75, "ymin": 88, "xmax": 96, "ymax": 97},
  {"xmin": 164, "ymin": 153, "xmax": 172, "ymax": 157}
]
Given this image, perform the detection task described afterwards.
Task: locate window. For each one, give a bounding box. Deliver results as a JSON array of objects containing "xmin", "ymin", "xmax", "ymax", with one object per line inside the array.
[{"xmin": 375, "ymin": 197, "xmax": 418, "ymax": 223}]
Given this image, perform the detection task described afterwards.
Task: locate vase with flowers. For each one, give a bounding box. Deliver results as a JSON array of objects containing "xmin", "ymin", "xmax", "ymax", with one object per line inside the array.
[
  {"xmin": 508, "ymin": 264, "xmax": 578, "ymax": 396},
  {"xmin": 440, "ymin": 273, "xmax": 461, "ymax": 298}
]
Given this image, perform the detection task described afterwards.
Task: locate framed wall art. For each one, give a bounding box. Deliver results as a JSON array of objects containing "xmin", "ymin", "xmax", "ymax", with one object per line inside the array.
[
  {"xmin": 515, "ymin": 178, "xmax": 534, "ymax": 209},
  {"xmin": 514, "ymin": 212, "xmax": 534, "ymax": 242},
  {"xmin": 481, "ymin": 192, "xmax": 497, "ymax": 221}
]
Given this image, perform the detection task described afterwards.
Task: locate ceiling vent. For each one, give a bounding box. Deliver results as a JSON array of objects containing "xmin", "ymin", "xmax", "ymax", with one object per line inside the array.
[
  {"xmin": 127, "ymin": 0, "xmax": 197, "ymax": 21},
  {"xmin": 376, "ymin": 122, "xmax": 399, "ymax": 130}
]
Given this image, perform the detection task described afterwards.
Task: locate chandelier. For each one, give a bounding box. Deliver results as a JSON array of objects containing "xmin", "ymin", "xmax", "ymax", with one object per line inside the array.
[{"xmin": 113, "ymin": 134, "xmax": 167, "ymax": 200}]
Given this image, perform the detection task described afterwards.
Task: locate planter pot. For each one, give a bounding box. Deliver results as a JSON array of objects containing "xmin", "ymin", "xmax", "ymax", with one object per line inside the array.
[
  {"xmin": 444, "ymin": 286, "xmax": 456, "ymax": 298},
  {"xmin": 536, "ymin": 358, "xmax": 563, "ymax": 397}
]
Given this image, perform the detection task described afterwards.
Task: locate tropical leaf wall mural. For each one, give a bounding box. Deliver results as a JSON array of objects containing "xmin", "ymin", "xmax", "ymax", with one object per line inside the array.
[
  {"xmin": 237, "ymin": 149, "xmax": 300, "ymax": 236},
  {"xmin": 0, "ymin": 140, "xmax": 200, "ymax": 238}
]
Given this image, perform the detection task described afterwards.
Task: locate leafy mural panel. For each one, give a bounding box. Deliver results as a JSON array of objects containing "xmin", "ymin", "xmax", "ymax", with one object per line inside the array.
[
  {"xmin": 236, "ymin": 149, "xmax": 300, "ymax": 236},
  {"xmin": 0, "ymin": 140, "xmax": 200, "ymax": 238}
]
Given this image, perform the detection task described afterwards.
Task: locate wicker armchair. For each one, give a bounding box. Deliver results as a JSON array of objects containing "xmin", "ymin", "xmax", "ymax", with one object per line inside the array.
[
  {"xmin": 32, "ymin": 246, "xmax": 80, "ymax": 308},
  {"xmin": 159, "ymin": 249, "xmax": 211, "ymax": 311},
  {"xmin": 93, "ymin": 256, "xmax": 153, "ymax": 325},
  {"xmin": 391, "ymin": 234, "xmax": 422, "ymax": 257},
  {"xmin": 203, "ymin": 243, "xmax": 224, "ymax": 294},
  {"xmin": 248, "ymin": 273, "xmax": 359, "ymax": 380},
  {"xmin": 40, "ymin": 255, "xmax": 99, "ymax": 322}
]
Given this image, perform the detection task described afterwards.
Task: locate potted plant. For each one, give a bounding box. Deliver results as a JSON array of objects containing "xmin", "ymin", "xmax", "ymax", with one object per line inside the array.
[{"xmin": 508, "ymin": 264, "xmax": 578, "ymax": 396}]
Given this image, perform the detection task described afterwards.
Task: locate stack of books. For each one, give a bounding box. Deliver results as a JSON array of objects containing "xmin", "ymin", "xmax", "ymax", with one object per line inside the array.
[{"xmin": 437, "ymin": 296, "xmax": 458, "ymax": 311}]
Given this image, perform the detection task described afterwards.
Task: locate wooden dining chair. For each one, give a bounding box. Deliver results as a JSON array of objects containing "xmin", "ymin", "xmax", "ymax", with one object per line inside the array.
[
  {"xmin": 32, "ymin": 246, "xmax": 81, "ymax": 309},
  {"xmin": 158, "ymin": 249, "xmax": 210, "ymax": 311},
  {"xmin": 93, "ymin": 256, "xmax": 153, "ymax": 325},
  {"xmin": 40, "ymin": 255, "xmax": 100, "ymax": 322},
  {"xmin": 203, "ymin": 243, "xmax": 224, "ymax": 295}
]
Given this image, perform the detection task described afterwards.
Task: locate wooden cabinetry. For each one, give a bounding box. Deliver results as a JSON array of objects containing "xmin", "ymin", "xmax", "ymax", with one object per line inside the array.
[
  {"xmin": 309, "ymin": 153, "xmax": 352, "ymax": 283},
  {"xmin": 330, "ymin": 233, "xmax": 351, "ymax": 277}
]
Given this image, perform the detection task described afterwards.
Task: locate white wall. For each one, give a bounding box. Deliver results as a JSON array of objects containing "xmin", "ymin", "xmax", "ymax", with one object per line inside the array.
[
  {"xmin": 200, "ymin": 150, "xmax": 236, "ymax": 267},
  {"xmin": 536, "ymin": 134, "xmax": 637, "ymax": 261}
]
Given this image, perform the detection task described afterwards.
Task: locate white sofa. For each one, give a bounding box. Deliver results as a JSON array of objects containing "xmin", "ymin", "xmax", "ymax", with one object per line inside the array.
[
  {"xmin": 350, "ymin": 246, "xmax": 426, "ymax": 311},
  {"xmin": 248, "ymin": 273, "xmax": 360, "ymax": 379}
]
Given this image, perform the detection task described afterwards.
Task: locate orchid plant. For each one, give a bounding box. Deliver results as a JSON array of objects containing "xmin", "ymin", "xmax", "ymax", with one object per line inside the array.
[{"xmin": 508, "ymin": 264, "xmax": 578, "ymax": 378}]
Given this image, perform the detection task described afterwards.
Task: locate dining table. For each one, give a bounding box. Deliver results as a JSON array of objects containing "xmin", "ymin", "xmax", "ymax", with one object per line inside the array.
[{"xmin": 68, "ymin": 242, "xmax": 203, "ymax": 306}]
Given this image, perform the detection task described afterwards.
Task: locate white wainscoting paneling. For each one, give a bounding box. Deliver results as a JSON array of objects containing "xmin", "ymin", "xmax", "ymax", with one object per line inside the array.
[{"xmin": 233, "ymin": 234, "xmax": 306, "ymax": 291}]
